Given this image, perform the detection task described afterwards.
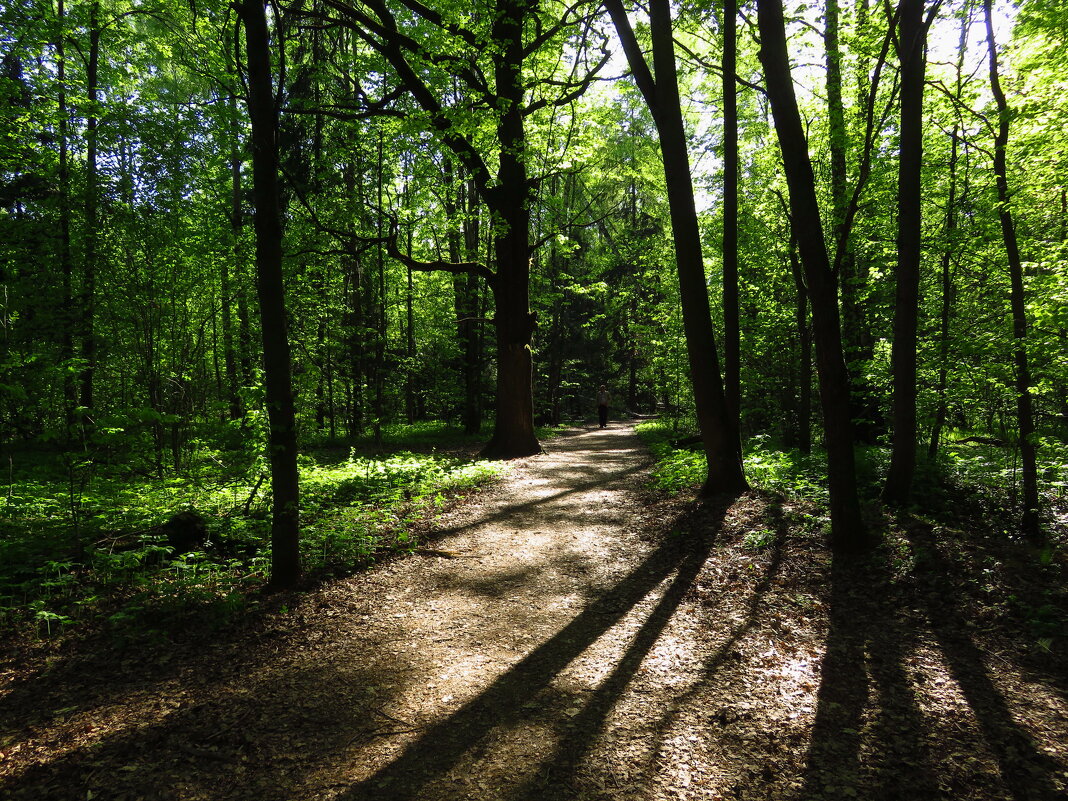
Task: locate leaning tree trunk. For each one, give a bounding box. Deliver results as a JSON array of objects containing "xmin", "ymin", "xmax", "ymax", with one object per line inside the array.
[
  {"xmin": 238, "ymin": 0, "xmax": 301, "ymax": 588},
  {"xmin": 757, "ymin": 0, "xmax": 868, "ymax": 549},
  {"xmin": 606, "ymin": 0, "xmax": 749, "ymax": 496},
  {"xmin": 984, "ymin": 0, "xmax": 1040, "ymax": 539}
]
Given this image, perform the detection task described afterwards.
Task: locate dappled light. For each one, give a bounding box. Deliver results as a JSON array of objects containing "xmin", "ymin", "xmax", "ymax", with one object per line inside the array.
[
  {"xmin": 3, "ymin": 0, "xmax": 1068, "ymax": 791},
  {"xmin": 4, "ymin": 423, "xmax": 1064, "ymax": 799}
]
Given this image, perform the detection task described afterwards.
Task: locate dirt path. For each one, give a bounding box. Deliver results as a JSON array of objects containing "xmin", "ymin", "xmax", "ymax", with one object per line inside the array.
[{"xmin": 3, "ymin": 422, "xmax": 1067, "ymax": 800}]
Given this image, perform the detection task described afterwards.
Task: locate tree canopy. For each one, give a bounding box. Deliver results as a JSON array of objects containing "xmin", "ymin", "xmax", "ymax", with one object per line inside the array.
[{"xmin": 1, "ymin": 0, "xmax": 1066, "ymax": 587}]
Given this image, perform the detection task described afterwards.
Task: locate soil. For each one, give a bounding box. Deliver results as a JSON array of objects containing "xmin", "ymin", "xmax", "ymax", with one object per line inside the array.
[{"xmin": 2, "ymin": 421, "xmax": 1067, "ymax": 800}]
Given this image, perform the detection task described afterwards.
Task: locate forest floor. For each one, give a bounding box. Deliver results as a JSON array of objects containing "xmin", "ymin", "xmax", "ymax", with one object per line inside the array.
[{"xmin": 2, "ymin": 421, "xmax": 1067, "ymax": 800}]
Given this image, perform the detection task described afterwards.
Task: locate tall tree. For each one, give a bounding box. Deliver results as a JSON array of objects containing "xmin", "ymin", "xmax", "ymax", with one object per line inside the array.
[
  {"xmin": 79, "ymin": 0, "xmax": 101, "ymax": 416},
  {"xmin": 884, "ymin": 0, "xmax": 932, "ymax": 504},
  {"xmin": 237, "ymin": 0, "xmax": 301, "ymax": 587},
  {"xmin": 315, "ymin": 0, "xmax": 608, "ymax": 458},
  {"xmin": 723, "ymin": 0, "xmax": 741, "ymax": 438},
  {"xmin": 605, "ymin": 0, "xmax": 749, "ymax": 496},
  {"xmin": 983, "ymin": 0, "xmax": 1040, "ymax": 539},
  {"xmin": 756, "ymin": 0, "xmax": 868, "ymax": 548}
]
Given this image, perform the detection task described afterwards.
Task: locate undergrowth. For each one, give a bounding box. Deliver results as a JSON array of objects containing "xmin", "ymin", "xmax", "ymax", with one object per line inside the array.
[
  {"xmin": 636, "ymin": 419, "xmax": 1068, "ymax": 522},
  {"xmin": 0, "ymin": 423, "xmax": 507, "ymax": 640},
  {"xmin": 638, "ymin": 419, "xmax": 1068, "ymax": 655}
]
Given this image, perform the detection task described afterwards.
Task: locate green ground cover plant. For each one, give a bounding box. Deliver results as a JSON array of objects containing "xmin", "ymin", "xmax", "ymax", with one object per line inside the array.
[
  {"xmin": 0, "ymin": 423, "xmax": 506, "ymax": 639},
  {"xmin": 636, "ymin": 419, "xmax": 1068, "ymax": 525}
]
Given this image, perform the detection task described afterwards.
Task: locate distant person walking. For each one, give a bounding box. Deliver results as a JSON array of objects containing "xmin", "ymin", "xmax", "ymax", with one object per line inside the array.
[{"xmin": 596, "ymin": 385, "xmax": 610, "ymax": 429}]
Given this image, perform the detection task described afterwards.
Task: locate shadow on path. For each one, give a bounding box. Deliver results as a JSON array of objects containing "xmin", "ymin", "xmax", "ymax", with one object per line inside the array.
[
  {"xmin": 803, "ymin": 519, "xmax": 1064, "ymax": 801},
  {"xmin": 511, "ymin": 496, "xmax": 787, "ymax": 800},
  {"xmin": 338, "ymin": 499, "xmax": 731, "ymax": 800},
  {"xmin": 800, "ymin": 547, "xmax": 940, "ymax": 801},
  {"xmin": 903, "ymin": 525, "xmax": 1063, "ymax": 801}
]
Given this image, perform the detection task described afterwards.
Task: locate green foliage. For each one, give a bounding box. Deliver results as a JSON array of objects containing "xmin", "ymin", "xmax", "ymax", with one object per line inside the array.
[
  {"xmin": 637, "ymin": 420, "xmax": 829, "ymax": 500},
  {"xmin": 742, "ymin": 528, "xmax": 777, "ymax": 550},
  {"xmin": 0, "ymin": 425, "xmax": 504, "ymax": 638}
]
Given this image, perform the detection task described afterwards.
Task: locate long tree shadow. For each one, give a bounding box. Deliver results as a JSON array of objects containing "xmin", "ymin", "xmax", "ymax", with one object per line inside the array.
[
  {"xmin": 1, "ymin": 656, "xmax": 412, "ymax": 800},
  {"xmin": 0, "ymin": 432, "xmax": 647, "ymax": 735},
  {"xmin": 336, "ymin": 497, "xmax": 732, "ymax": 800},
  {"xmin": 901, "ymin": 523, "xmax": 1064, "ymax": 801},
  {"xmin": 801, "ymin": 543, "xmax": 941, "ymax": 800},
  {"xmin": 511, "ymin": 495, "xmax": 787, "ymax": 800}
]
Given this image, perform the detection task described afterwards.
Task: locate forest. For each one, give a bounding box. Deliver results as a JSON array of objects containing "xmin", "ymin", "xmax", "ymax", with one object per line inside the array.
[{"xmin": 1, "ymin": 0, "xmax": 1067, "ymax": 797}]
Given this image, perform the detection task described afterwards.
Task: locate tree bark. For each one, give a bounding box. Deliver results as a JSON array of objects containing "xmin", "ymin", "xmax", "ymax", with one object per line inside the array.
[
  {"xmin": 757, "ymin": 0, "xmax": 868, "ymax": 548},
  {"xmin": 606, "ymin": 0, "xmax": 748, "ymax": 496},
  {"xmin": 884, "ymin": 0, "xmax": 926, "ymax": 504},
  {"xmin": 983, "ymin": 0, "xmax": 1040, "ymax": 539},
  {"xmin": 80, "ymin": 1, "xmax": 100, "ymax": 416},
  {"xmin": 480, "ymin": 0, "xmax": 540, "ymax": 459},
  {"xmin": 723, "ymin": 0, "xmax": 741, "ymax": 438},
  {"xmin": 55, "ymin": 0, "xmax": 76, "ymax": 431},
  {"xmin": 238, "ymin": 0, "xmax": 301, "ymax": 588}
]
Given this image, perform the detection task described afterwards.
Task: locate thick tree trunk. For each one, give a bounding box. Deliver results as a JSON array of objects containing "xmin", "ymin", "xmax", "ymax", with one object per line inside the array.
[
  {"xmin": 984, "ymin": 0, "xmax": 1040, "ymax": 539},
  {"xmin": 606, "ymin": 0, "xmax": 748, "ymax": 496},
  {"xmin": 757, "ymin": 0, "xmax": 868, "ymax": 549},
  {"xmin": 481, "ymin": 0, "xmax": 540, "ymax": 459},
  {"xmin": 884, "ymin": 0, "xmax": 926, "ymax": 504},
  {"xmin": 482, "ymin": 197, "xmax": 538, "ymax": 457},
  {"xmin": 239, "ymin": 0, "xmax": 301, "ymax": 588}
]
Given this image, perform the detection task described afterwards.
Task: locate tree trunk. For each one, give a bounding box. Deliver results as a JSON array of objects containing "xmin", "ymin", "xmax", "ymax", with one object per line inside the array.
[
  {"xmin": 481, "ymin": 0, "xmax": 540, "ymax": 459},
  {"xmin": 238, "ymin": 0, "xmax": 301, "ymax": 588},
  {"xmin": 983, "ymin": 0, "xmax": 1040, "ymax": 539},
  {"xmin": 723, "ymin": 0, "xmax": 741, "ymax": 437},
  {"xmin": 80, "ymin": 1, "xmax": 100, "ymax": 416},
  {"xmin": 55, "ymin": 0, "xmax": 76, "ymax": 431},
  {"xmin": 789, "ymin": 236, "xmax": 812, "ymax": 454},
  {"xmin": 606, "ymin": 0, "xmax": 748, "ymax": 496},
  {"xmin": 884, "ymin": 0, "xmax": 926, "ymax": 504},
  {"xmin": 757, "ymin": 0, "xmax": 868, "ymax": 549}
]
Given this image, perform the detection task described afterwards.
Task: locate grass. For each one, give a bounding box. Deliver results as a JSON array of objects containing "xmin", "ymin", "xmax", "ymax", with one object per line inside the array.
[{"xmin": 0, "ymin": 422, "xmax": 508, "ymax": 639}]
